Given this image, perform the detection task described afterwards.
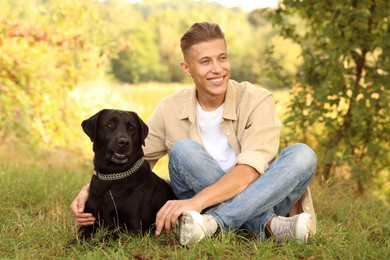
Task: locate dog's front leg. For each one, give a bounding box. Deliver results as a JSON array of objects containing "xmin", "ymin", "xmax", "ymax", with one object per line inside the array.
[{"xmin": 77, "ymin": 224, "xmax": 97, "ymax": 241}]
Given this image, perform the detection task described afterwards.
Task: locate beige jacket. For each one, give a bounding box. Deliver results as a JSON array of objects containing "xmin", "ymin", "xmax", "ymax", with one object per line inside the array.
[{"xmin": 144, "ymin": 80, "xmax": 316, "ymax": 234}]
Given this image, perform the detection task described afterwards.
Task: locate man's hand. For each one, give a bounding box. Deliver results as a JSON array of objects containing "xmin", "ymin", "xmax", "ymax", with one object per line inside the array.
[
  {"xmin": 155, "ymin": 199, "xmax": 202, "ymax": 236},
  {"xmin": 70, "ymin": 184, "xmax": 96, "ymax": 226}
]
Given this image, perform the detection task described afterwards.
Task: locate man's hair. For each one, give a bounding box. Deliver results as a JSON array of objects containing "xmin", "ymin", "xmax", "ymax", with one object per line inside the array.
[{"xmin": 180, "ymin": 22, "xmax": 225, "ymax": 57}]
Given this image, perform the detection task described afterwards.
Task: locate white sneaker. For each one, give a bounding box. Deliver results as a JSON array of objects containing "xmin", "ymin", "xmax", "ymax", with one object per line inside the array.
[
  {"xmin": 176, "ymin": 210, "xmax": 218, "ymax": 246},
  {"xmin": 270, "ymin": 213, "xmax": 312, "ymax": 243}
]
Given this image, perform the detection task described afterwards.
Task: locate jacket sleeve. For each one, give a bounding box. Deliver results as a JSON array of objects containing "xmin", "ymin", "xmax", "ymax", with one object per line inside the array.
[
  {"xmin": 143, "ymin": 102, "xmax": 168, "ymax": 169},
  {"xmin": 235, "ymin": 90, "xmax": 282, "ymax": 174}
]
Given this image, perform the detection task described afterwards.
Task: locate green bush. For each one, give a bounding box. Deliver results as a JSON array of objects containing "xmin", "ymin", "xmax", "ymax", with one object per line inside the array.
[
  {"xmin": 271, "ymin": 0, "xmax": 390, "ymax": 195},
  {"xmin": 0, "ymin": 0, "xmax": 112, "ymax": 147}
]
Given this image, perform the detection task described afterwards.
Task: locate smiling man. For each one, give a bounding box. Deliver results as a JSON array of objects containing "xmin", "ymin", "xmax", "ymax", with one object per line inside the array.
[
  {"xmin": 71, "ymin": 22, "xmax": 317, "ymax": 246},
  {"xmin": 180, "ymin": 36, "xmax": 231, "ymax": 111}
]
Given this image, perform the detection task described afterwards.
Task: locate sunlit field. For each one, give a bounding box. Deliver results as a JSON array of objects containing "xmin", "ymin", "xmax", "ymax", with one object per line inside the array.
[
  {"xmin": 0, "ymin": 79, "xmax": 290, "ymax": 178},
  {"xmin": 69, "ymin": 80, "xmax": 190, "ymax": 179},
  {"xmin": 70, "ymin": 80, "xmax": 290, "ymax": 178}
]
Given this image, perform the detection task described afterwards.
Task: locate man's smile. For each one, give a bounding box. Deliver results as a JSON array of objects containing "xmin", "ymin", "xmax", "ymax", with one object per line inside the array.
[{"xmin": 208, "ymin": 76, "xmax": 224, "ymax": 85}]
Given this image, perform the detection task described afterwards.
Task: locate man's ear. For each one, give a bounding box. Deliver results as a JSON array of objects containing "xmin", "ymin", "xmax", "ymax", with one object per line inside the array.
[
  {"xmin": 180, "ymin": 61, "xmax": 191, "ymax": 76},
  {"xmin": 81, "ymin": 110, "xmax": 104, "ymax": 142}
]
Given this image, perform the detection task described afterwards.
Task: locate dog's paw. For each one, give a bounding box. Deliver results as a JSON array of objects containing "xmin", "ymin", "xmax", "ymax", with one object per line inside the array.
[{"xmin": 66, "ymin": 238, "xmax": 79, "ymax": 247}]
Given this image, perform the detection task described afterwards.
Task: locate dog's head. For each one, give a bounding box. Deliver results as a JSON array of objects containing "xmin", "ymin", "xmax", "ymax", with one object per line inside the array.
[{"xmin": 82, "ymin": 109, "xmax": 148, "ymax": 172}]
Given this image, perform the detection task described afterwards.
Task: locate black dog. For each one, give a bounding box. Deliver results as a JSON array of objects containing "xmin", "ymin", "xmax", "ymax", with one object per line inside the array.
[{"xmin": 77, "ymin": 109, "xmax": 176, "ymax": 241}]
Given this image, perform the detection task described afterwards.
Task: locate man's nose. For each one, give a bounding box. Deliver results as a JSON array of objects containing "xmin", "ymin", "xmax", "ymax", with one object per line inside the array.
[{"xmin": 211, "ymin": 60, "xmax": 223, "ymax": 73}]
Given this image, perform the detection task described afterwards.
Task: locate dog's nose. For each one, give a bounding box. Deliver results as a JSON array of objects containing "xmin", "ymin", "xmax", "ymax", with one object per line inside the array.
[{"xmin": 117, "ymin": 138, "xmax": 130, "ymax": 147}]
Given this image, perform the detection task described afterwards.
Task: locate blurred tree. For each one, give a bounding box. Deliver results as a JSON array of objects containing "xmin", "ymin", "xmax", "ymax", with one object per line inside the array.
[
  {"xmin": 110, "ymin": 0, "xmax": 273, "ymax": 84},
  {"xmin": 249, "ymin": 8, "xmax": 299, "ymax": 89},
  {"xmin": 0, "ymin": 0, "xmax": 114, "ymax": 147},
  {"xmin": 0, "ymin": 0, "xmax": 302, "ymax": 150},
  {"xmin": 146, "ymin": 8, "xmax": 187, "ymax": 82},
  {"xmin": 271, "ymin": 0, "xmax": 389, "ymax": 194},
  {"xmin": 111, "ymin": 22, "xmax": 169, "ymax": 83}
]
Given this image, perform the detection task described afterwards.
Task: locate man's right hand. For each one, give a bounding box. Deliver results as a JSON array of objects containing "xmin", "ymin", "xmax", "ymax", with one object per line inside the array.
[{"xmin": 70, "ymin": 184, "xmax": 96, "ymax": 226}]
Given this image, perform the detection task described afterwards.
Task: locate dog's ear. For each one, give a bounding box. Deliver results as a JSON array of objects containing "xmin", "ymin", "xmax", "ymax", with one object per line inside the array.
[
  {"xmin": 81, "ymin": 110, "xmax": 103, "ymax": 142},
  {"xmin": 132, "ymin": 112, "xmax": 149, "ymax": 146}
]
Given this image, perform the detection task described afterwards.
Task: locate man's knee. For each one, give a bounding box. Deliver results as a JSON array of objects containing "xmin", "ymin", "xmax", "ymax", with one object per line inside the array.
[
  {"xmin": 170, "ymin": 139, "xmax": 202, "ymax": 161},
  {"xmin": 286, "ymin": 143, "xmax": 317, "ymax": 177}
]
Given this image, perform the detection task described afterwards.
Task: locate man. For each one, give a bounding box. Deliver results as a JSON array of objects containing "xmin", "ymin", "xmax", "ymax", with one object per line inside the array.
[{"xmin": 71, "ymin": 22, "xmax": 317, "ymax": 246}]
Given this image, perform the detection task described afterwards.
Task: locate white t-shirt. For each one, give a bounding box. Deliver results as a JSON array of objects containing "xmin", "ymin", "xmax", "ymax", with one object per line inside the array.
[{"xmin": 196, "ymin": 102, "xmax": 236, "ymax": 172}]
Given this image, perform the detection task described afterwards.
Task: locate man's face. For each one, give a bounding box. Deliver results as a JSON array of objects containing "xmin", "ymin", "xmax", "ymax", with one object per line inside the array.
[{"xmin": 180, "ymin": 38, "xmax": 231, "ymax": 107}]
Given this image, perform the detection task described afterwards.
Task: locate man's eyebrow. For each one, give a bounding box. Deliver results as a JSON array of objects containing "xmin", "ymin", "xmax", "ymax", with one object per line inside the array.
[
  {"xmin": 198, "ymin": 52, "xmax": 228, "ymax": 60},
  {"xmin": 199, "ymin": 56, "xmax": 210, "ymax": 61}
]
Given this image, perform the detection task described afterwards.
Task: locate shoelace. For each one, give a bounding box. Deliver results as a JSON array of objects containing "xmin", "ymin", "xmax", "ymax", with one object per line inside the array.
[{"xmin": 274, "ymin": 217, "xmax": 295, "ymax": 237}]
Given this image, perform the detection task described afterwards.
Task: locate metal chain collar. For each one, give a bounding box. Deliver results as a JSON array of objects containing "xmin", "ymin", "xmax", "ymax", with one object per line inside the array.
[{"xmin": 93, "ymin": 158, "xmax": 144, "ymax": 181}]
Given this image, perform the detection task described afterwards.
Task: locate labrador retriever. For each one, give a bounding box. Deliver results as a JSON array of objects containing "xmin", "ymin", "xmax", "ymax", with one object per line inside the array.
[{"xmin": 76, "ymin": 109, "xmax": 176, "ymax": 241}]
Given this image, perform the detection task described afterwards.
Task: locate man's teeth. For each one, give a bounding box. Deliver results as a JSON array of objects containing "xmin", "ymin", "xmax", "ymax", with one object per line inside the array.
[{"xmin": 209, "ymin": 77, "xmax": 223, "ymax": 83}]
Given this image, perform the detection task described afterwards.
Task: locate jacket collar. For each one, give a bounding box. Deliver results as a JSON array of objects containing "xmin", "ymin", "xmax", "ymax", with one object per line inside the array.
[{"xmin": 179, "ymin": 80, "xmax": 237, "ymax": 122}]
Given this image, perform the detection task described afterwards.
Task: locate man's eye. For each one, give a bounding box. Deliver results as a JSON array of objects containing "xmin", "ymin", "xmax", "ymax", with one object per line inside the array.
[{"xmin": 219, "ymin": 55, "xmax": 228, "ymax": 61}]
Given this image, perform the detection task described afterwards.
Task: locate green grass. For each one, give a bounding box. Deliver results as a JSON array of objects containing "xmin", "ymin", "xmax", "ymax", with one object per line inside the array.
[
  {"xmin": 0, "ymin": 163, "xmax": 388, "ymax": 259},
  {"xmin": 1, "ymin": 81, "xmax": 388, "ymax": 258}
]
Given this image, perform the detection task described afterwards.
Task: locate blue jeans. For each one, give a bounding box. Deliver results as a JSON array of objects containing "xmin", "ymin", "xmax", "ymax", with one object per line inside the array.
[{"xmin": 168, "ymin": 140, "xmax": 316, "ymax": 239}]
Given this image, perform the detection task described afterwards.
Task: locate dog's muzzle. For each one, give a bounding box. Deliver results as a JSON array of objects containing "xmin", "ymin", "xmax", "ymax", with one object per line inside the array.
[{"xmin": 109, "ymin": 137, "xmax": 131, "ymax": 164}]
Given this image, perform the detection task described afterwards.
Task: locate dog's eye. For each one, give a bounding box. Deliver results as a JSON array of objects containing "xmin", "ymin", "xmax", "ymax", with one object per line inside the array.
[
  {"xmin": 105, "ymin": 123, "xmax": 114, "ymax": 129},
  {"xmin": 127, "ymin": 124, "xmax": 134, "ymax": 131}
]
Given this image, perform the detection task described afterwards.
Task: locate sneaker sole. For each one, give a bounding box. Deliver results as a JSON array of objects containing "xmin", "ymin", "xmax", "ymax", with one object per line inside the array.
[{"xmin": 176, "ymin": 210, "xmax": 205, "ymax": 246}]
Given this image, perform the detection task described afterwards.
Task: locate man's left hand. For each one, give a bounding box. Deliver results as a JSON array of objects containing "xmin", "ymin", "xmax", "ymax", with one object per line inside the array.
[{"xmin": 155, "ymin": 199, "xmax": 202, "ymax": 236}]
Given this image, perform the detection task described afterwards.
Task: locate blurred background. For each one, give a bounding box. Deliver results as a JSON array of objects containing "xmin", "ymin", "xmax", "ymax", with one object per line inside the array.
[{"xmin": 0, "ymin": 0, "xmax": 388, "ymax": 199}]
